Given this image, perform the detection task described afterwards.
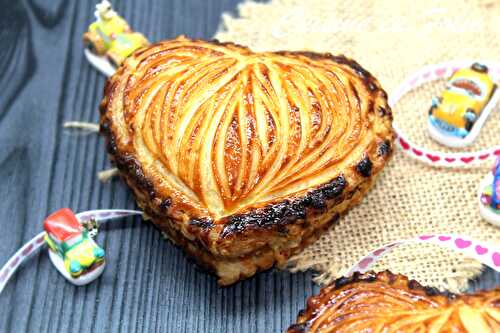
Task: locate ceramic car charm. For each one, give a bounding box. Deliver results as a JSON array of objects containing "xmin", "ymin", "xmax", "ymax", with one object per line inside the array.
[
  {"xmin": 389, "ymin": 60, "xmax": 500, "ymax": 167},
  {"xmin": 43, "ymin": 208, "xmax": 106, "ymax": 286},
  {"xmin": 83, "ymin": 0, "xmax": 149, "ymax": 76},
  {"xmin": 479, "ymin": 158, "xmax": 500, "ymax": 227},
  {"xmin": 427, "ymin": 62, "xmax": 500, "ymax": 147},
  {"xmin": 0, "ymin": 209, "xmax": 141, "ymax": 293}
]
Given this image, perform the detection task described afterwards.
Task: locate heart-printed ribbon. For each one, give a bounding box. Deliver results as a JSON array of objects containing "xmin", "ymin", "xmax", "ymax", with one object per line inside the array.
[{"xmin": 347, "ymin": 234, "xmax": 500, "ymax": 276}]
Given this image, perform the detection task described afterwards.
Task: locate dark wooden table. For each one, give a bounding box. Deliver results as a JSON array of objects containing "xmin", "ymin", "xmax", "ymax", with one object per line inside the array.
[{"xmin": 0, "ymin": 1, "xmax": 497, "ymax": 332}]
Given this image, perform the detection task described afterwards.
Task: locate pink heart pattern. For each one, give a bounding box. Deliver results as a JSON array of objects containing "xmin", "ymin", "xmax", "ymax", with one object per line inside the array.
[
  {"xmin": 21, "ymin": 244, "xmax": 33, "ymax": 256},
  {"xmin": 419, "ymin": 235, "xmax": 434, "ymax": 240},
  {"xmin": 460, "ymin": 156, "xmax": 474, "ymax": 164},
  {"xmin": 475, "ymin": 245, "xmax": 488, "ymax": 255},
  {"xmin": 412, "ymin": 148, "xmax": 423, "ymax": 156},
  {"xmin": 358, "ymin": 257, "xmax": 373, "ymax": 270},
  {"xmin": 493, "ymin": 252, "xmax": 500, "ymax": 267},
  {"xmin": 435, "ymin": 68, "xmax": 446, "ymax": 77},
  {"xmin": 479, "ymin": 154, "xmax": 490, "ymax": 160},
  {"xmin": 394, "ymin": 137, "xmax": 491, "ymax": 167},
  {"xmin": 348, "ymin": 234, "xmax": 500, "ymax": 276},
  {"xmin": 455, "ymin": 238, "xmax": 471, "ymax": 249},
  {"xmin": 10, "ymin": 258, "xmax": 19, "ymax": 268},
  {"xmin": 426, "ymin": 154, "xmax": 440, "ymax": 162},
  {"xmin": 399, "ymin": 137, "xmax": 410, "ymax": 150}
]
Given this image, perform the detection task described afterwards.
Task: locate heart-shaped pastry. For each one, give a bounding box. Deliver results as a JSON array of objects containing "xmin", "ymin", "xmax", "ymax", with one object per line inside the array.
[
  {"xmin": 287, "ymin": 271, "xmax": 500, "ymax": 332},
  {"xmin": 100, "ymin": 36, "xmax": 394, "ymax": 285}
]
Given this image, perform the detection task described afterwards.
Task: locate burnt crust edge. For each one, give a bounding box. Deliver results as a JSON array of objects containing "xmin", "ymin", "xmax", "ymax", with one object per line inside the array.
[
  {"xmin": 219, "ymin": 175, "xmax": 346, "ymax": 238},
  {"xmin": 330, "ymin": 270, "xmax": 457, "ymax": 299}
]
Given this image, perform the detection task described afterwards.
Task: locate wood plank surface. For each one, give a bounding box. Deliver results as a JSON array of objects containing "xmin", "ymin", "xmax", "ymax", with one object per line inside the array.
[{"xmin": 0, "ymin": 1, "xmax": 497, "ymax": 332}]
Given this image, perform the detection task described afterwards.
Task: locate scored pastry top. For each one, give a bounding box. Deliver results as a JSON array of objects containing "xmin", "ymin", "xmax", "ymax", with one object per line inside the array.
[
  {"xmin": 287, "ymin": 271, "xmax": 500, "ymax": 333},
  {"xmin": 100, "ymin": 36, "xmax": 393, "ymax": 222}
]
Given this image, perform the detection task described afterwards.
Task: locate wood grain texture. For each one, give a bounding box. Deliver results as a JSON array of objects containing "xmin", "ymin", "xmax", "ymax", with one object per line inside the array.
[{"xmin": 0, "ymin": 0, "xmax": 497, "ymax": 332}]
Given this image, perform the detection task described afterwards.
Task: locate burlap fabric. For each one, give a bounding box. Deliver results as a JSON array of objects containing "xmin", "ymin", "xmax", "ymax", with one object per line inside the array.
[{"xmin": 215, "ymin": 0, "xmax": 500, "ymax": 292}]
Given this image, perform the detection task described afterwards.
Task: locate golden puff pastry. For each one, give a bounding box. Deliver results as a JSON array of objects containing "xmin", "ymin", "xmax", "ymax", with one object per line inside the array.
[
  {"xmin": 100, "ymin": 36, "xmax": 394, "ymax": 285},
  {"xmin": 287, "ymin": 271, "xmax": 500, "ymax": 333}
]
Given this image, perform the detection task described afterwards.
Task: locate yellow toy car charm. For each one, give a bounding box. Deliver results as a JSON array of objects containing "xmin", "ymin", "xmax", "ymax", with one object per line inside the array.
[
  {"xmin": 83, "ymin": 1, "xmax": 149, "ymax": 76},
  {"xmin": 428, "ymin": 63, "xmax": 499, "ymax": 147}
]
